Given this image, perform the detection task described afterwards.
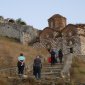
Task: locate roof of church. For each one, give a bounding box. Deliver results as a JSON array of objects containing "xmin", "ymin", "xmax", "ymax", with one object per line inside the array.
[
  {"xmin": 76, "ymin": 24, "xmax": 85, "ymax": 28},
  {"xmin": 48, "ymin": 14, "xmax": 66, "ymax": 21},
  {"xmin": 39, "ymin": 27, "xmax": 62, "ymax": 39},
  {"xmin": 62, "ymin": 24, "xmax": 77, "ymax": 32}
]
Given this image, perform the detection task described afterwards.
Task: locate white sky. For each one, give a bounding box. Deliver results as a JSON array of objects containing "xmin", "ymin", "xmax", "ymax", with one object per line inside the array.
[{"xmin": 0, "ymin": 0, "xmax": 85, "ymax": 29}]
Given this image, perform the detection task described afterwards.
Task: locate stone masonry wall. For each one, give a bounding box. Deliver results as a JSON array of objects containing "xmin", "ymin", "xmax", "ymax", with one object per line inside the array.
[
  {"xmin": 80, "ymin": 36, "xmax": 85, "ymax": 55},
  {"xmin": 62, "ymin": 36, "xmax": 81, "ymax": 55},
  {"xmin": 0, "ymin": 23, "xmax": 20, "ymax": 39},
  {"xmin": 73, "ymin": 36, "xmax": 81, "ymax": 54},
  {"xmin": 48, "ymin": 14, "xmax": 66, "ymax": 31},
  {"xmin": 0, "ymin": 22, "xmax": 38, "ymax": 44},
  {"xmin": 53, "ymin": 37, "xmax": 62, "ymax": 50},
  {"xmin": 25, "ymin": 27, "xmax": 38, "ymax": 42},
  {"xmin": 20, "ymin": 32, "xmax": 31, "ymax": 45}
]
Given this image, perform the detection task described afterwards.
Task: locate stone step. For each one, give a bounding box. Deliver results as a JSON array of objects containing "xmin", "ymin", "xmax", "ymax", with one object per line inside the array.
[
  {"xmin": 43, "ymin": 62, "xmax": 63, "ymax": 64},
  {"xmin": 43, "ymin": 66, "xmax": 62, "ymax": 69},
  {"xmin": 42, "ymin": 68, "xmax": 61, "ymax": 73},
  {"xmin": 43, "ymin": 63, "xmax": 63, "ymax": 66},
  {"xmin": 41, "ymin": 76, "xmax": 61, "ymax": 80},
  {"xmin": 43, "ymin": 66, "xmax": 63, "ymax": 69},
  {"xmin": 7, "ymin": 75, "xmax": 28, "ymax": 79},
  {"xmin": 28, "ymin": 75, "xmax": 61, "ymax": 80},
  {"xmin": 28, "ymin": 70, "xmax": 61, "ymax": 77},
  {"xmin": 41, "ymin": 71, "xmax": 60, "ymax": 75},
  {"xmin": 41, "ymin": 72, "xmax": 61, "ymax": 78}
]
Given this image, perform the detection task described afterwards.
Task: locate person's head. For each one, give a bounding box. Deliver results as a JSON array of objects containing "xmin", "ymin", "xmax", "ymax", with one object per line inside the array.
[
  {"xmin": 59, "ymin": 49, "xmax": 62, "ymax": 52},
  {"xmin": 36, "ymin": 56, "xmax": 40, "ymax": 58},
  {"xmin": 20, "ymin": 53, "xmax": 23, "ymax": 56},
  {"xmin": 51, "ymin": 48, "xmax": 55, "ymax": 52}
]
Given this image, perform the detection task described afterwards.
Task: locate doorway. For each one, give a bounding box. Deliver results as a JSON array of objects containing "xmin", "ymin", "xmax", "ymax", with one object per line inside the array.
[{"xmin": 70, "ymin": 47, "xmax": 73, "ymax": 53}]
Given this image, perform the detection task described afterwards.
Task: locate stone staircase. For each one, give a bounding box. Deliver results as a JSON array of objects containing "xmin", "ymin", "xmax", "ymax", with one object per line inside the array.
[
  {"xmin": 0, "ymin": 62, "xmax": 64, "ymax": 85},
  {"xmin": 28, "ymin": 60, "xmax": 64, "ymax": 81},
  {"xmin": 0, "ymin": 54, "xmax": 74, "ymax": 85},
  {"xmin": 21, "ymin": 62, "xmax": 64, "ymax": 85},
  {"xmin": 41, "ymin": 63, "xmax": 63, "ymax": 79}
]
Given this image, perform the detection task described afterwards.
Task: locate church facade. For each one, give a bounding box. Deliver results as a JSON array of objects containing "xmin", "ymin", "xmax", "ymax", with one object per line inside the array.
[{"xmin": 39, "ymin": 14, "xmax": 85, "ymax": 55}]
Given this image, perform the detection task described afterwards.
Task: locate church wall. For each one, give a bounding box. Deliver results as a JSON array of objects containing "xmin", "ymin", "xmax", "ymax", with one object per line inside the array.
[
  {"xmin": 53, "ymin": 37, "xmax": 62, "ymax": 50},
  {"xmin": 48, "ymin": 15, "xmax": 66, "ymax": 31},
  {"xmin": 72, "ymin": 36, "xmax": 81, "ymax": 54},
  {"xmin": 62, "ymin": 36, "xmax": 81, "ymax": 55}
]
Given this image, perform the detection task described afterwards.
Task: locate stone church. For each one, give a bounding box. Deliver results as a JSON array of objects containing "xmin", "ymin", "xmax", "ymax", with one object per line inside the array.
[
  {"xmin": 0, "ymin": 15, "xmax": 85, "ymax": 55},
  {"xmin": 38, "ymin": 14, "xmax": 85, "ymax": 55}
]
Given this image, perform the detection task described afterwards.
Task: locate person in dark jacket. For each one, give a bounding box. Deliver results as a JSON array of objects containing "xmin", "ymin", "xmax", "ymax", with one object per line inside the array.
[
  {"xmin": 33, "ymin": 56, "xmax": 42, "ymax": 79},
  {"xmin": 58, "ymin": 49, "xmax": 63, "ymax": 63},
  {"xmin": 50, "ymin": 49, "xmax": 56, "ymax": 65}
]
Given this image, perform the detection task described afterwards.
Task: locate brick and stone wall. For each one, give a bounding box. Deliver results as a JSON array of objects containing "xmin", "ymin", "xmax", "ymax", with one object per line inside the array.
[
  {"xmin": 62, "ymin": 36, "xmax": 81, "ymax": 55},
  {"xmin": 48, "ymin": 14, "xmax": 66, "ymax": 31}
]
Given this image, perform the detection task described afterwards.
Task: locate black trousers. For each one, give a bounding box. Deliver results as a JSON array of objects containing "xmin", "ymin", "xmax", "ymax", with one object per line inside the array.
[
  {"xmin": 17, "ymin": 61, "xmax": 25, "ymax": 75},
  {"xmin": 59, "ymin": 57, "xmax": 63, "ymax": 63},
  {"xmin": 33, "ymin": 66, "xmax": 41, "ymax": 79},
  {"xmin": 18, "ymin": 66, "xmax": 24, "ymax": 74}
]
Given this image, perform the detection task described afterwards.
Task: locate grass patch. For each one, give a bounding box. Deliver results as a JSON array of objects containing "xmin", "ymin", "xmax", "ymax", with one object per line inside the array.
[
  {"xmin": 70, "ymin": 56, "xmax": 85, "ymax": 84},
  {"xmin": 0, "ymin": 36, "xmax": 20, "ymax": 42},
  {"xmin": 0, "ymin": 36, "xmax": 49, "ymax": 68}
]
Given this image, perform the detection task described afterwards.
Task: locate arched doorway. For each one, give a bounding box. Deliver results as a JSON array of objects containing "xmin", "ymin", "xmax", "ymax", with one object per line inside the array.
[{"xmin": 70, "ymin": 47, "xmax": 73, "ymax": 53}]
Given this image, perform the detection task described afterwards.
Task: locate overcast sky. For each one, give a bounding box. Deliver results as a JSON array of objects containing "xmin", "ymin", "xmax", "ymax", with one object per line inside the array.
[{"xmin": 0, "ymin": 0, "xmax": 85, "ymax": 29}]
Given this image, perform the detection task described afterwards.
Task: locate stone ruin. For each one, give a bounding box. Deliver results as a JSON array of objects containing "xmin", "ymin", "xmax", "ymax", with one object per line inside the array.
[{"xmin": 0, "ymin": 16, "xmax": 39, "ymax": 45}]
